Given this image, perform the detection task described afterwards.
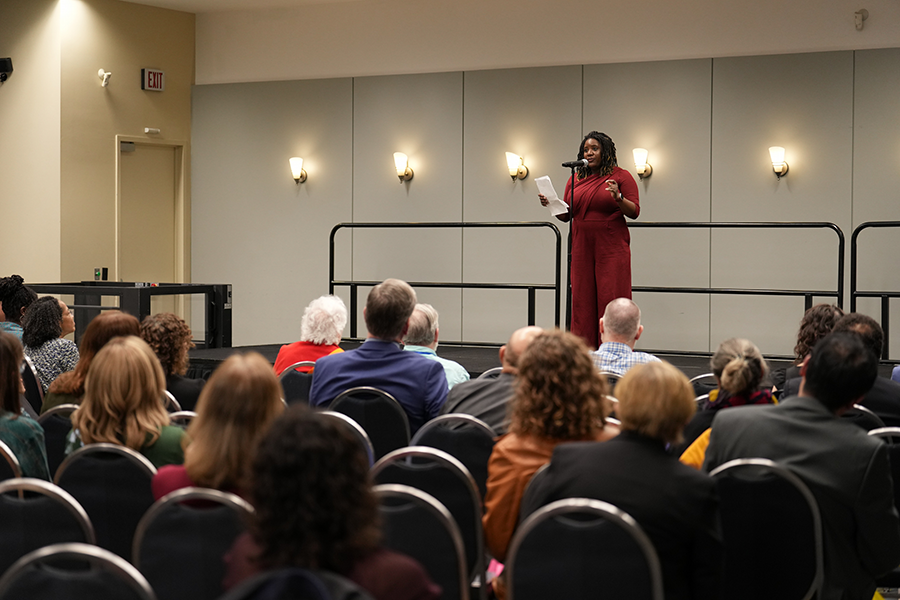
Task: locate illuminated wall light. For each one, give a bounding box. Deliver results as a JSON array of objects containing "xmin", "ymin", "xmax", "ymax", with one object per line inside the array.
[
  {"xmin": 632, "ymin": 148, "xmax": 652, "ymax": 179},
  {"xmin": 393, "ymin": 152, "xmax": 414, "ymax": 182},
  {"xmin": 505, "ymin": 152, "xmax": 529, "ymax": 181},
  {"xmin": 289, "ymin": 157, "xmax": 307, "ymax": 183},
  {"xmin": 768, "ymin": 146, "xmax": 789, "ymax": 179}
]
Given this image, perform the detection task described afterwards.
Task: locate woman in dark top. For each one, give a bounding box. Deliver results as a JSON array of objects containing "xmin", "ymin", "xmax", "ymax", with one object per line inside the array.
[
  {"xmin": 224, "ymin": 406, "xmax": 441, "ymax": 600},
  {"xmin": 770, "ymin": 303, "xmax": 843, "ymax": 393},
  {"xmin": 141, "ymin": 313, "xmax": 205, "ymax": 411},
  {"xmin": 0, "ymin": 331, "xmax": 50, "ymax": 479},
  {"xmin": 0, "ymin": 275, "xmax": 37, "ymax": 340}
]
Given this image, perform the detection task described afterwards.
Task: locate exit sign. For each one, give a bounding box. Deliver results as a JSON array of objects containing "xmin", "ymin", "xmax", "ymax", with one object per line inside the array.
[{"xmin": 141, "ymin": 68, "xmax": 165, "ymax": 91}]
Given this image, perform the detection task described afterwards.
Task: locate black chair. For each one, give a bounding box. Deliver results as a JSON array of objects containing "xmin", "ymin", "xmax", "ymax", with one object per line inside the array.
[
  {"xmin": 54, "ymin": 443, "xmax": 157, "ymax": 560},
  {"xmin": 375, "ymin": 484, "xmax": 469, "ymax": 600},
  {"xmin": 477, "ymin": 367, "xmax": 503, "ymax": 380},
  {"xmin": 710, "ymin": 457, "xmax": 824, "ymax": 600},
  {"xmin": 20, "ymin": 356, "xmax": 43, "ymax": 417},
  {"xmin": 169, "ymin": 410, "xmax": 197, "ymax": 428},
  {"xmin": 690, "ymin": 372, "xmax": 718, "ymax": 397},
  {"xmin": 329, "ymin": 387, "xmax": 410, "ymax": 460},
  {"xmin": 868, "ymin": 427, "xmax": 900, "ymax": 591},
  {"xmin": 163, "ymin": 390, "xmax": 183, "ymax": 412},
  {"xmin": 598, "ymin": 370, "xmax": 621, "ymax": 391},
  {"xmin": 37, "ymin": 403, "xmax": 79, "ymax": 479},
  {"xmin": 278, "ymin": 361, "xmax": 315, "ymax": 405},
  {"xmin": 506, "ymin": 497, "xmax": 663, "ymax": 600},
  {"xmin": 217, "ymin": 567, "xmax": 373, "ymax": 600},
  {"xmin": 409, "ymin": 413, "xmax": 496, "ymax": 500},
  {"xmin": 0, "ymin": 439, "xmax": 22, "ymax": 482},
  {"xmin": 844, "ymin": 403, "xmax": 887, "ymax": 431},
  {"xmin": 0, "ymin": 478, "xmax": 96, "ymax": 575},
  {"xmin": 372, "ymin": 447, "xmax": 484, "ymax": 599},
  {"xmin": 133, "ymin": 487, "xmax": 254, "ymax": 600},
  {"xmin": 319, "ymin": 411, "xmax": 376, "ymax": 467},
  {"xmin": 0, "ymin": 542, "xmax": 157, "ymax": 600}
]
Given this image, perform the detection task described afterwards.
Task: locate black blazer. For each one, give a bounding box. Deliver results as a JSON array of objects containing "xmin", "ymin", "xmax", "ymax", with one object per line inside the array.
[
  {"xmin": 520, "ymin": 431, "xmax": 723, "ymax": 600},
  {"xmin": 783, "ymin": 375, "xmax": 900, "ymax": 427}
]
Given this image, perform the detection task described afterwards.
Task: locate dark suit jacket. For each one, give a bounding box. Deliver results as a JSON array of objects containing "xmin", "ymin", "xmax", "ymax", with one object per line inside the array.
[
  {"xmin": 520, "ymin": 431, "xmax": 723, "ymax": 600},
  {"xmin": 783, "ymin": 375, "xmax": 900, "ymax": 427},
  {"xmin": 704, "ymin": 397, "xmax": 900, "ymax": 600},
  {"xmin": 166, "ymin": 373, "xmax": 205, "ymax": 412},
  {"xmin": 308, "ymin": 339, "xmax": 447, "ymax": 434},
  {"xmin": 440, "ymin": 372, "xmax": 515, "ymax": 435}
]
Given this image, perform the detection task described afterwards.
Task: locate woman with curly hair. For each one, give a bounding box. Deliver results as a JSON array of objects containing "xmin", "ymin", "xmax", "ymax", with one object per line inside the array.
[
  {"xmin": 0, "ymin": 331, "xmax": 50, "ymax": 479},
  {"xmin": 152, "ymin": 352, "xmax": 284, "ymax": 499},
  {"xmin": 482, "ymin": 329, "xmax": 618, "ymax": 564},
  {"xmin": 140, "ymin": 313, "xmax": 205, "ymax": 411},
  {"xmin": 22, "ymin": 296, "xmax": 78, "ymax": 393},
  {"xmin": 223, "ymin": 406, "xmax": 440, "ymax": 600},
  {"xmin": 770, "ymin": 303, "xmax": 844, "ymax": 391},
  {"xmin": 66, "ymin": 335, "xmax": 185, "ymax": 468},
  {"xmin": 0, "ymin": 274, "xmax": 37, "ymax": 340},
  {"xmin": 273, "ymin": 295, "xmax": 346, "ymax": 375},
  {"xmin": 42, "ymin": 310, "xmax": 140, "ymax": 413}
]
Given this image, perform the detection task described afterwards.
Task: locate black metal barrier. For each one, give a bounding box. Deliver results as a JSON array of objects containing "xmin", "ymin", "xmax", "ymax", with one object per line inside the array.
[
  {"xmin": 627, "ymin": 221, "xmax": 845, "ymax": 311},
  {"xmin": 329, "ymin": 222, "xmax": 562, "ymax": 340},
  {"xmin": 28, "ymin": 282, "xmax": 232, "ymax": 348},
  {"xmin": 851, "ymin": 221, "xmax": 900, "ymax": 359}
]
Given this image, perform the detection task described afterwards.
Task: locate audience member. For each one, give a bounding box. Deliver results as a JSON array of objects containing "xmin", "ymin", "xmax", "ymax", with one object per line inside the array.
[
  {"xmin": 43, "ymin": 310, "xmax": 140, "ymax": 413},
  {"xmin": 782, "ymin": 313, "xmax": 900, "ymax": 427},
  {"xmin": 591, "ymin": 298, "xmax": 660, "ymax": 376},
  {"xmin": 482, "ymin": 329, "xmax": 618, "ymax": 565},
  {"xmin": 223, "ymin": 406, "xmax": 441, "ymax": 600},
  {"xmin": 402, "ymin": 303, "xmax": 469, "ymax": 389},
  {"xmin": 141, "ymin": 312, "xmax": 205, "ymax": 411},
  {"xmin": 309, "ymin": 279, "xmax": 447, "ymax": 433},
  {"xmin": 0, "ymin": 275, "xmax": 36, "ymax": 340},
  {"xmin": 66, "ymin": 336, "xmax": 185, "ymax": 468},
  {"xmin": 22, "ymin": 296, "xmax": 79, "ymax": 393},
  {"xmin": 152, "ymin": 352, "xmax": 284, "ymax": 500},
  {"xmin": 522, "ymin": 361, "xmax": 721, "ymax": 600},
  {"xmin": 704, "ymin": 332, "xmax": 900, "ymax": 600},
  {"xmin": 440, "ymin": 326, "xmax": 542, "ymax": 435},
  {"xmin": 0, "ymin": 332, "xmax": 50, "ymax": 480},
  {"xmin": 771, "ymin": 303, "xmax": 843, "ymax": 392},
  {"xmin": 273, "ymin": 295, "xmax": 347, "ymax": 375},
  {"xmin": 676, "ymin": 338, "xmax": 773, "ymax": 464}
]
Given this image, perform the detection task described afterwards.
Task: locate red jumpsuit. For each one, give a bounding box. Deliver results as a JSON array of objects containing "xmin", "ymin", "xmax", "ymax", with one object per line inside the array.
[{"xmin": 564, "ymin": 167, "xmax": 640, "ymax": 349}]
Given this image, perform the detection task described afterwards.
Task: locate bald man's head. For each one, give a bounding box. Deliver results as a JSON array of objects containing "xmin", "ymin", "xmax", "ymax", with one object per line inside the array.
[
  {"xmin": 500, "ymin": 326, "xmax": 543, "ymax": 374},
  {"xmin": 600, "ymin": 298, "xmax": 643, "ymax": 346}
]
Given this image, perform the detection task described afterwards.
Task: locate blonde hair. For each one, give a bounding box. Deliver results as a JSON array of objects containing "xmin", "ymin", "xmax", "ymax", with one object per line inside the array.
[
  {"xmin": 183, "ymin": 352, "xmax": 284, "ymax": 491},
  {"xmin": 72, "ymin": 336, "xmax": 170, "ymax": 450},
  {"xmin": 616, "ymin": 361, "xmax": 696, "ymax": 445},
  {"xmin": 711, "ymin": 338, "xmax": 768, "ymax": 396}
]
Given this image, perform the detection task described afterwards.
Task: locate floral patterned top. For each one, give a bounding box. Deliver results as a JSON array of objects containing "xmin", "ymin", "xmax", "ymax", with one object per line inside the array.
[{"xmin": 24, "ymin": 338, "xmax": 79, "ymax": 393}]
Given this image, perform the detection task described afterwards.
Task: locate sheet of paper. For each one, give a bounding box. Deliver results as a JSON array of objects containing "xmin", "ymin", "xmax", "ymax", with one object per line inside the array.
[{"xmin": 535, "ymin": 176, "xmax": 569, "ymax": 216}]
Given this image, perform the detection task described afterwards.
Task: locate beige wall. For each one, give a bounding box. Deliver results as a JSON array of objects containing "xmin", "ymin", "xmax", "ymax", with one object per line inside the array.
[
  {"xmin": 0, "ymin": 0, "xmax": 61, "ymax": 282},
  {"xmin": 59, "ymin": 0, "xmax": 194, "ymax": 283}
]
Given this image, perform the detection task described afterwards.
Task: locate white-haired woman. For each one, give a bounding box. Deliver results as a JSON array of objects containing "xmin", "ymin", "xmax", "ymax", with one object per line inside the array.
[{"xmin": 274, "ymin": 295, "xmax": 347, "ymax": 375}]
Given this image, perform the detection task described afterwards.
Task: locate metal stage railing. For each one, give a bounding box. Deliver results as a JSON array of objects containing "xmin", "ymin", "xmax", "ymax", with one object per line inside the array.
[
  {"xmin": 851, "ymin": 221, "xmax": 900, "ymax": 359},
  {"xmin": 329, "ymin": 222, "xmax": 562, "ymax": 340}
]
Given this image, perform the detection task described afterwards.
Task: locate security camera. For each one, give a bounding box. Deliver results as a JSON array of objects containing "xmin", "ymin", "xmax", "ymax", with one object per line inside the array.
[{"xmin": 0, "ymin": 58, "xmax": 12, "ymax": 83}]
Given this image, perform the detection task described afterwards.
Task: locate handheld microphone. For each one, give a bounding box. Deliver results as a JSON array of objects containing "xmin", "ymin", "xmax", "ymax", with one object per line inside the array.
[{"xmin": 562, "ymin": 159, "xmax": 588, "ymax": 168}]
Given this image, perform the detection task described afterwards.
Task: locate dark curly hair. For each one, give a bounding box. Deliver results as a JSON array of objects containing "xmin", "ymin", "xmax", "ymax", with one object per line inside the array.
[
  {"xmin": 0, "ymin": 275, "xmax": 37, "ymax": 326},
  {"xmin": 576, "ymin": 131, "xmax": 617, "ymax": 179},
  {"xmin": 250, "ymin": 406, "xmax": 381, "ymax": 574},
  {"xmin": 140, "ymin": 313, "xmax": 194, "ymax": 375},
  {"xmin": 794, "ymin": 304, "xmax": 844, "ymax": 363},
  {"xmin": 510, "ymin": 329, "xmax": 608, "ymax": 440},
  {"xmin": 22, "ymin": 296, "xmax": 62, "ymax": 348}
]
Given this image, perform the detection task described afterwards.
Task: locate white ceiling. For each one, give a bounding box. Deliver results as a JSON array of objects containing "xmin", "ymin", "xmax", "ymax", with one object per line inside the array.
[{"xmin": 119, "ymin": 0, "xmax": 361, "ymax": 14}]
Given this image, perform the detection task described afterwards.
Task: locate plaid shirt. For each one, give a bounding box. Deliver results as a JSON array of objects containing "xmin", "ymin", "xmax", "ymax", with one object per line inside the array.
[{"xmin": 591, "ymin": 341, "xmax": 660, "ymax": 376}]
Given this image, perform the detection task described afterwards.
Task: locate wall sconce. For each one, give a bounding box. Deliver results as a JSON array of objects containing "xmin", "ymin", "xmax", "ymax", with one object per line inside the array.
[
  {"xmin": 632, "ymin": 148, "xmax": 652, "ymax": 179},
  {"xmin": 505, "ymin": 152, "xmax": 528, "ymax": 181},
  {"xmin": 768, "ymin": 146, "xmax": 789, "ymax": 179},
  {"xmin": 393, "ymin": 152, "xmax": 414, "ymax": 182},
  {"xmin": 97, "ymin": 69, "xmax": 112, "ymax": 87},
  {"xmin": 289, "ymin": 157, "xmax": 307, "ymax": 184}
]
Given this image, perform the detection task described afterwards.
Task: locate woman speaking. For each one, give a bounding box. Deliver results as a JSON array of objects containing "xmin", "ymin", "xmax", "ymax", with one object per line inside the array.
[{"xmin": 539, "ymin": 131, "xmax": 640, "ymax": 348}]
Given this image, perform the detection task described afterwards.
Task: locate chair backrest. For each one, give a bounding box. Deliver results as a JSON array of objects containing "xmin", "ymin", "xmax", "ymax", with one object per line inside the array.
[
  {"xmin": 844, "ymin": 403, "xmax": 886, "ymax": 431},
  {"xmin": 0, "ymin": 542, "xmax": 157, "ymax": 600},
  {"xmin": 409, "ymin": 413, "xmax": 496, "ymax": 500},
  {"xmin": 0, "ymin": 439, "xmax": 22, "ymax": 482},
  {"xmin": 0, "ymin": 477, "xmax": 96, "ymax": 575},
  {"xmin": 869, "ymin": 427, "xmax": 900, "ymax": 515},
  {"xmin": 217, "ymin": 567, "xmax": 374, "ymax": 600},
  {"xmin": 329, "ymin": 387, "xmax": 410, "ymax": 460},
  {"xmin": 37, "ymin": 403, "xmax": 79, "ymax": 479},
  {"xmin": 319, "ymin": 411, "xmax": 376, "ymax": 467},
  {"xmin": 506, "ymin": 497, "xmax": 664, "ymax": 600},
  {"xmin": 279, "ymin": 361, "xmax": 316, "ymax": 405},
  {"xmin": 133, "ymin": 487, "xmax": 254, "ymax": 600},
  {"xmin": 375, "ymin": 484, "xmax": 469, "ymax": 600},
  {"xmin": 169, "ymin": 410, "xmax": 197, "ymax": 428},
  {"xmin": 598, "ymin": 371, "xmax": 621, "ymax": 391},
  {"xmin": 709, "ymin": 457, "xmax": 823, "ymax": 600},
  {"xmin": 20, "ymin": 356, "xmax": 44, "ymax": 415},
  {"xmin": 163, "ymin": 390, "xmax": 182, "ymax": 412},
  {"xmin": 54, "ymin": 443, "xmax": 158, "ymax": 560},
  {"xmin": 477, "ymin": 367, "xmax": 503, "ymax": 380},
  {"xmin": 372, "ymin": 446, "xmax": 483, "ymax": 592}
]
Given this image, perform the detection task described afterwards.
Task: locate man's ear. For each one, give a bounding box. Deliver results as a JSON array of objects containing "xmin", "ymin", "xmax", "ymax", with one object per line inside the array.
[
  {"xmin": 499, "ymin": 345, "xmax": 507, "ymax": 364},
  {"xmin": 598, "ymin": 318, "xmax": 605, "ymax": 335},
  {"xmin": 799, "ymin": 354, "xmax": 810, "ymax": 377},
  {"xmin": 634, "ymin": 324, "xmax": 644, "ymax": 342},
  {"xmin": 433, "ymin": 327, "xmax": 439, "ymax": 344},
  {"xmin": 400, "ymin": 319, "xmax": 410, "ymax": 339}
]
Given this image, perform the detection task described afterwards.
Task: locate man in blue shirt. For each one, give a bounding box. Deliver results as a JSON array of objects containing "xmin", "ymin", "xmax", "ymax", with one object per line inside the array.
[
  {"xmin": 309, "ymin": 279, "xmax": 447, "ymax": 433},
  {"xmin": 591, "ymin": 298, "xmax": 659, "ymax": 376},
  {"xmin": 402, "ymin": 303, "xmax": 470, "ymax": 390}
]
